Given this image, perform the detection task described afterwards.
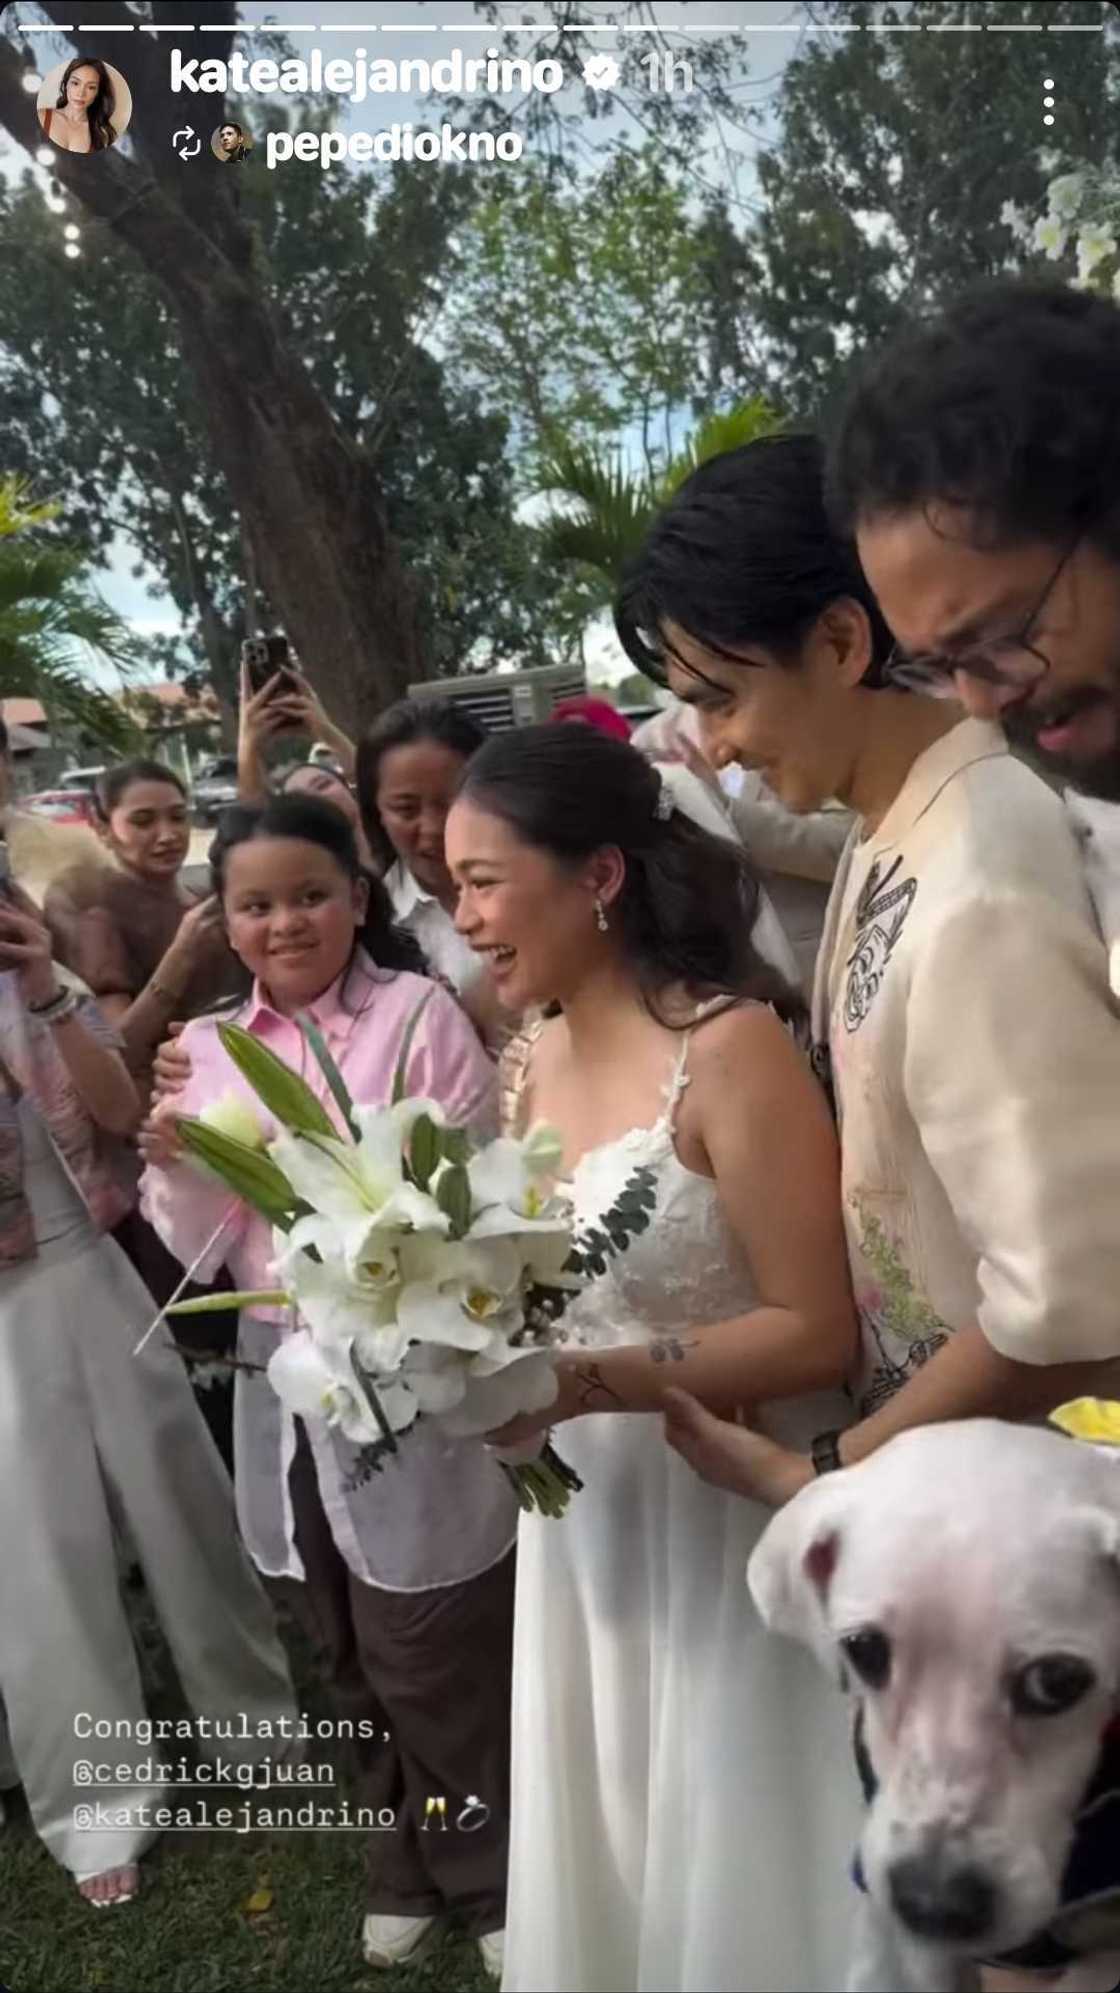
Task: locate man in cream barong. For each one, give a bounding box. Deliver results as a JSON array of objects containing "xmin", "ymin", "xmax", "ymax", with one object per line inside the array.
[{"xmin": 614, "ymin": 420, "xmax": 1120, "ymax": 1513}]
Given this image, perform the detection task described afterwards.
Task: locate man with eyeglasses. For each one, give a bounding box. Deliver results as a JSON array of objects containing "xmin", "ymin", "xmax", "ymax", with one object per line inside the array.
[{"xmin": 828, "ymin": 279, "xmax": 1120, "ymax": 1000}]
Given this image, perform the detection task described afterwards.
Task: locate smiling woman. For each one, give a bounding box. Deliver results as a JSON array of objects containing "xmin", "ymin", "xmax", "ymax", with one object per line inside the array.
[{"xmin": 36, "ymin": 53, "xmax": 132, "ymax": 154}]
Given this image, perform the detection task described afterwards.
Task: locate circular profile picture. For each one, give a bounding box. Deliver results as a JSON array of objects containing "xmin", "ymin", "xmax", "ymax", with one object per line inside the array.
[
  {"xmin": 37, "ymin": 55, "xmax": 131, "ymax": 155},
  {"xmin": 211, "ymin": 120, "xmax": 253, "ymax": 164}
]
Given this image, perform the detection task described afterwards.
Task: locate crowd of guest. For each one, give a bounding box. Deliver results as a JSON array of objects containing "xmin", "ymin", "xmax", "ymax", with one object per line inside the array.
[{"xmin": 3, "ymin": 273, "xmax": 1120, "ymax": 1993}]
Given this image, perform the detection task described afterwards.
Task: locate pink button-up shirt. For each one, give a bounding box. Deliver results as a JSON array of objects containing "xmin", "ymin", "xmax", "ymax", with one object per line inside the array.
[{"xmin": 141, "ymin": 953, "xmax": 517, "ymax": 1592}]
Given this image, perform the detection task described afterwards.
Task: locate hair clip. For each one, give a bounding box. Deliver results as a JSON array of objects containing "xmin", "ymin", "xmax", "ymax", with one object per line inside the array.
[{"xmin": 653, "ymin": 777, "xmax": 674, "ymax": 822}]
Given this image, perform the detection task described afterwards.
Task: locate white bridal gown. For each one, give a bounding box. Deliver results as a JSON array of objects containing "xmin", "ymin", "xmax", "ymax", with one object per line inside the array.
[{"xmin": 502, "ymin": 1021, "xmax": 862, "ymax": 1992}]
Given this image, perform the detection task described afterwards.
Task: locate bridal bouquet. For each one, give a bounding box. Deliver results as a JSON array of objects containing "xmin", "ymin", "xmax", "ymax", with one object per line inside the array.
[{"xmin": 159, "ymin": 997, "xmax": 655, "ymax": 1515}]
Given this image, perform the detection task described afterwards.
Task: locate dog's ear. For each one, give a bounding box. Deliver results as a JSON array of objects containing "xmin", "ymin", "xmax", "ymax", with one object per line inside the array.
[{"xmin": 747, "ymin": 1476, "xmax": 855, "ymax": 1667}]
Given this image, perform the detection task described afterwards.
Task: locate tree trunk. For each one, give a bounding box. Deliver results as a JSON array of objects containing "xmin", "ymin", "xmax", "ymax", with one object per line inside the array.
[{"xmin": 0, "ymin": 1, "xmax": 425, "ymax": 736}]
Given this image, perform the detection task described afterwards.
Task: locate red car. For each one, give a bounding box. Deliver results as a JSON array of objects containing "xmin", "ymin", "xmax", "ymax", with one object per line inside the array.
[{"xmin": 20, "ymin": 788, "xmax": 98, "ymax": 827}]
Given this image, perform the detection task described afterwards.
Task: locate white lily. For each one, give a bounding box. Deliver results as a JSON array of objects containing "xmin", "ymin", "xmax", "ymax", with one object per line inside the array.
[
  {"xmin": 267, "ymin": 1330, "xmax": 418, "ymax": 1443},
  {"xmin": 1033, "ymin": 214, "xmax": 1067, "ymax": 261},
  {"xmin": 1047, "ymin": 173, "xmax": 1085, "ymax": 221},
  {"xmin": 386, "ymin": 1097, "xmax": 449, "ymax": 1143},
  {"xmin": 270, "ymin": 1123, "xmax": 449, "ymax": 1272},
  {"xmin": 199, "ymin": 1090, "xmax": 272, "ymax": 1151}
]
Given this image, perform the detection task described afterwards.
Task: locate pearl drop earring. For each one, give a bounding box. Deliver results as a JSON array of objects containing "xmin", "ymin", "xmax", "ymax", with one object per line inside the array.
[{"xmin": 594, "ymin": 897, "xmax": 609, "ymax": 933}]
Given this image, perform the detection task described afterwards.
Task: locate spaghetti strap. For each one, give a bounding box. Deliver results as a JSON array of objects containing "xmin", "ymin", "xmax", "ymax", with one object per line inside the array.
[{"xmin": 663, "ymin": 995, "xmax": 763, "ymax": 1137}]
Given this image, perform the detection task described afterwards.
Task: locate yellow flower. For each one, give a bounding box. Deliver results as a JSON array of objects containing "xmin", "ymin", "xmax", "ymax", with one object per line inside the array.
[{"xmin": 1049, "ymin": 1398, "xmax": 1120, "ymax": 1447}]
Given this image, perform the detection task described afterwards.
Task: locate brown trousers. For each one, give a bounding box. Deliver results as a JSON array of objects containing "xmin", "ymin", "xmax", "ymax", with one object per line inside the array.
[{"xmin": 281, "ymin": 1422, "xmax": 514, "ymax": 1935}]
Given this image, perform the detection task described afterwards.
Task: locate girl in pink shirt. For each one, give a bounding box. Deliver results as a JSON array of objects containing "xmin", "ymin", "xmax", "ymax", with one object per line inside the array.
[{"xmin": 140, "ymin": 793, "xmax": 514, "ymax": 1978}]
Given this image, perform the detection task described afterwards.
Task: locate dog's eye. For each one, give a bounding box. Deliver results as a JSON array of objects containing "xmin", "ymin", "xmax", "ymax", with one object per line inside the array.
[
  {"xmin": 840, "ymin": 1628, "xmax": 891, "ymax": 1690},
  {"xmin": 1010, "ymin": 1655, "xmax": 1096, "ymax": 1718}
]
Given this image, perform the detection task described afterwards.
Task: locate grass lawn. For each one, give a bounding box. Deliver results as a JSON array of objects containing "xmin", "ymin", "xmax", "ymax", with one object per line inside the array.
[{"xmin": 0, "ymin": 1568, "xmax": 493, "ymax": 1993}]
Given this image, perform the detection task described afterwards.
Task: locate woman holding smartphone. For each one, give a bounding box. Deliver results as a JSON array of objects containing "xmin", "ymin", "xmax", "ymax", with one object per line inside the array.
[{"xmin": 0, "ymin": 886, "xmax": 294, "ymax": 1906}]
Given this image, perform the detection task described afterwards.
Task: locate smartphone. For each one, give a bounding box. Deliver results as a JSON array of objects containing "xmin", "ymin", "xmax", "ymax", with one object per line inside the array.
[{"xmin": 241, "ymin": 635, "xmax": 298, "ymax": 698}]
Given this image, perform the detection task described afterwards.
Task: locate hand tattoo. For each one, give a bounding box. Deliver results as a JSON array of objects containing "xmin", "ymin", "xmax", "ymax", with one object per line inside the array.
[
  {"xmin": 649, "ymin": 1336, "xmax": 700, "ymax": 1365},
  {"xmin": 574, "ymin": 1362, "xmax": 624, "ymax": 1410}
]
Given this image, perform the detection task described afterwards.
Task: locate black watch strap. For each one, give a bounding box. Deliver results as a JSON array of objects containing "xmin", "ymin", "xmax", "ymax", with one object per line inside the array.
[{"xmin": 811, "ymin": 1429, "xmax": 843, "ymax": 1476}]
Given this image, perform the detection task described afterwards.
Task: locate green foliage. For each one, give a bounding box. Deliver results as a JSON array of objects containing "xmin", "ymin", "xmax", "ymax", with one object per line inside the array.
[
  {"xmin": 533, "ymin": 396, "xmax": 783, "ymax": 611},
  {"xmin": 750, "ymin": 0, "xmax": 1120, "ymax": 413},
  {"xmin": 0, "ymin": 474, "xmax": 140, "ymax": 748}
]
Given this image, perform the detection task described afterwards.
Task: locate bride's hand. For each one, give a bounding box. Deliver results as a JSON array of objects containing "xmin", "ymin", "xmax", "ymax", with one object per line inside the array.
[{"xmin": 662, "ymin": 1389, "xmax": 813, "ymax": 1509}]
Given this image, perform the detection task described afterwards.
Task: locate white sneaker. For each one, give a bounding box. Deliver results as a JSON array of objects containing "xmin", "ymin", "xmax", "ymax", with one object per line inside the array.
[
  {"xmin": 478, "ymin": 1927, "xmax": 505, "ymax": 1979},
  {"xmin": 361, "ymin": 1912, "xmax": 436, "ymax": 1967}
]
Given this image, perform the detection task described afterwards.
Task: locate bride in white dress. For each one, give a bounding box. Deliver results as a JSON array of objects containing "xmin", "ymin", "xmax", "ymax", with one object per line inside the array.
[{"xmin": 445, "ymin": 726, "xmax": 863, "ymax": 1993}]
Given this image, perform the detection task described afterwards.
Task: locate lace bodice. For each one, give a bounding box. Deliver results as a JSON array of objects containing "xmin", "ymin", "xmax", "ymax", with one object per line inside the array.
[{"xmin": 503, "ymin": 1010, "xmax": 762, "ymax": 1351}]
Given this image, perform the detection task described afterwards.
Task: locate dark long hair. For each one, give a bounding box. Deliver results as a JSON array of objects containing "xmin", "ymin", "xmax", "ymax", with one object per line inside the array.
[
  {"xmin": 456, "ymin": 725, "xmax": 802, "ymax": 1028},
  {"xmin": 615, "ymin": 434, "xmax": 894, "ymax": 689},
  {"xmin": 93, "ymin": 757, "xmax": 186, "ymax": 824},
  {"xmin": 209, "ymin": 796, "xmax": 426, "ymax": 1003},
  {"xmin": 55, "ymin": 56, "xmax": 117, "ymax": 151},
  {"xmin": 356, "ymin": 698, "xmax": 486, "ymax": 875}
]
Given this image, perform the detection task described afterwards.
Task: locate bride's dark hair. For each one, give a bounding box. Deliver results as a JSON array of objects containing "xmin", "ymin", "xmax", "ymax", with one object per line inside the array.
[{"xmin": 456, "ymin": 724, "xmax": 802, "ymax": 1028}]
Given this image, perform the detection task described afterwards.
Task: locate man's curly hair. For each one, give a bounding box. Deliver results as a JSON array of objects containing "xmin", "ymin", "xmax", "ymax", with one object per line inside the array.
[{"xmin": 826, "ymin": 279, "xmax": 1120, "ymax": 556}]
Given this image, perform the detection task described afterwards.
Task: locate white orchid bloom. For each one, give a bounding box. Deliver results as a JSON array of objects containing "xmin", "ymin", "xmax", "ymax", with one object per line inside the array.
[
  {"xmin": 267, "ymin": 1330, "xmax": 416, "ymax": 1444},
  {"xmin": 467, "ymin": 1127, "xmax": 564, "ymax": 1222},
  {"xmin": 436, "ymin": 1347, "xmax": 560, "ymax": 1438},
  {"xmin": 199, "ymin": 1090, "xmax": 271, "ymax": 1150},
  {"xmin": 395, "ymin": 1238, "xmax": 524, "ymax": 1352},
  {"xmin": 1047, "ymin": 173, "xmax": 1085, "ymax": 221},
  {"xmin": 399, "ymin": 1339, "xmax": 470, "ymax": 1415},
  {"xmin": 1077, "ymin": 225, "xmax": 1117, "ymax": 280},
  {"xmin": 1033, "ymin": 214, "xmax": 1067, "ymax": 261},
  {"xmin": 284, "ymin": 1253, "xmax": 409, "ymax": 1369}
]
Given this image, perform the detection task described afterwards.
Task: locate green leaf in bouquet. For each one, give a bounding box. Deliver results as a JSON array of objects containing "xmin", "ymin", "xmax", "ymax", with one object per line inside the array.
[
  {"xmin": 441, "ymin": 1126, "xmax": 471, "ymax": 1166},
  {"xmin": 168, "ymin": 1289, "xmax": 291, "ymax": 1314},
  {"xmin": 217, "ymin": 1023, "xmax": 336, "ymax": 1139},
  {"xmin": 177, "ymin": 1118, "xmax": 298, "ymax": 1227},
  {"xmin": 436, "ymin": 1161, "xmax": 472, "ymax": 1237},
  {"xmin": 296, "ymin": 1011, "xmax": 358, "ymax": 1139},
  {"xmin": 391, "ymin": 991, "xmax": 434, "ymax": 1106},
  {"xmin": 408, "ymin": 1112, "xmax": 442, "ymax": 1190}
]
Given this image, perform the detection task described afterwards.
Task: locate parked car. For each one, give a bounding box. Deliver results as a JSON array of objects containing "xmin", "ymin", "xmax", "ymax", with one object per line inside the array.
[
  {"xmin": 57, "ymin": 765, "xmax": 105, "ymax": 794},
  {"xmin": 192, "ymin": 755, "xmax": 239, "ymax": 824},
  {"xmin": 21, "ymin": 787, "xmax": 97, "ymax": 827}
]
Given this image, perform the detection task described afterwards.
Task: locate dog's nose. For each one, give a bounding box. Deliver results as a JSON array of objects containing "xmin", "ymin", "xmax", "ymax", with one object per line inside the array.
[{"xmin": 888, "ymin": 1852, "xmax": 996, "ymax": 1943}]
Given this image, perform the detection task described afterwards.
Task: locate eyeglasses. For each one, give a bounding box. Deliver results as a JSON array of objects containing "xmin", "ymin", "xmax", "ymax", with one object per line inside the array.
[{"xmin": 884, "ymin": 537, "xmax": 1080, "ymax": 695}]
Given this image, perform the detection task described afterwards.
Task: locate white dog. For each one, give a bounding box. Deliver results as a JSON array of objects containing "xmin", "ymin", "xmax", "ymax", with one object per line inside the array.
[{"xmin": 747, "ymin": 1422, "xmax": 1120, "ymax": 1993}]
